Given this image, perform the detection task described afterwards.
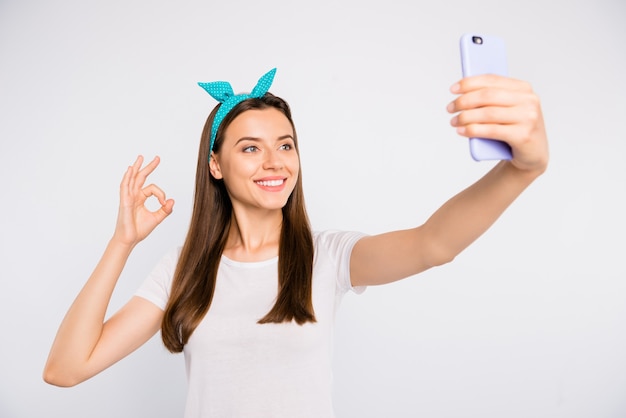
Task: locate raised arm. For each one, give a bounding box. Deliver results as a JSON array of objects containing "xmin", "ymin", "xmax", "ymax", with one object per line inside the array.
[
  {"xmin": 43, "ymin": 156, "xmax": 174, "ymax": 387},
  {"xmin": 350, "ymin": 75, "xmax": 548, "ymax": 287}
]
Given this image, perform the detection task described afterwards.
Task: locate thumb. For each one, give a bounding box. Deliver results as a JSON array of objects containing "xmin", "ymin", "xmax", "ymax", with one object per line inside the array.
[{"xmin": 154, "ymin": 198, "xmax": 175, "ymax": 222}]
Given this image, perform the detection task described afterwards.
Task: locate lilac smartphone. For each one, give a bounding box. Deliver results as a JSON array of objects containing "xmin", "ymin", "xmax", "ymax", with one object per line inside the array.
[{"xmin": 459, "ymin": 33, "xmax": 513, "ymax": 161}]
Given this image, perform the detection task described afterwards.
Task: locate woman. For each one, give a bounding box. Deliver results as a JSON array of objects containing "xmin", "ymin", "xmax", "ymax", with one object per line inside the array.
[{"xmin": 43, "ymin": 68, "xmax": 548, "ymax": 417}]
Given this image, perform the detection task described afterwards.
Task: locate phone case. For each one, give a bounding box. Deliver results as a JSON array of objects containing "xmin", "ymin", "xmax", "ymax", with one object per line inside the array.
[{"xmin": 459, "ymin": 33, "xmax": 512, "ymax": 161}]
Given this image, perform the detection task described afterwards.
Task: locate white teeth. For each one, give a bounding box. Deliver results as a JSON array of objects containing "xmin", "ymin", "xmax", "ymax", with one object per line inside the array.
[{"xmin": 256, "ymin": 179, "xmax": 284, "ymax": 187}]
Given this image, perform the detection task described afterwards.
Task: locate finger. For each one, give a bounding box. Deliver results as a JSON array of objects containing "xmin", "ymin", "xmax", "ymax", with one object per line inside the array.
[
  {"xmin": 451, "ymin": 106, "xmax": 522, "ymax": 127},
  {"xmin": 128, "ymin": 155, "xmax": 144, "ymax": 192},
  {"xmin": 129, "ymin": 156, "xmax": 160, "ymax": 192},
  {"xmin": 448, "ymin": 87, "xmax": 533, "ymax": 113},
  {"xmin": 451, "ymin": 74, "xmax": 533, "ymax": 95},
  {"xmin": 160, "ymin": 199, "xmax": 175, "ymax": 216},
  {"xmin": 136, "ymin": 156, "xmax": 161, "ymax": 186},
  {"xmin": 119, "ymin": 166, "xmax": 134, "ymax": 203},
  {"xmin": 120, "ymin": 165, "xmax": 132, "ymax": 190},
  {"xmin": 151, "ymin": 199, "xmax": 175, "ymax": 224},
  {"xmin": 141, "ymin": 183, "xmax": 168, "ymax": 206},
  {"xmin": 132, "ymin": 155, "xmax": 144, "ymax": 169},
  {"xmin": 455, "ymin": 122, "xmax": 530, "ymax": 145}
]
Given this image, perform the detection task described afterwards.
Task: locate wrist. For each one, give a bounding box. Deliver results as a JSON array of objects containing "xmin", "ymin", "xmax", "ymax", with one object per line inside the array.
[
  {"xmin": 108, "ymin": 234, "xmax": 137, "ymax": 254},
  {"xmin": 503, "ymin": 158, "xmax": 547, "ymax": 182}
]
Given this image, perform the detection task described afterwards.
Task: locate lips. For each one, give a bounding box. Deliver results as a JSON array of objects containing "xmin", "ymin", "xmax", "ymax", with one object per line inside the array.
[
  {"xmin": 254, "ymin": 177, "xmax": 288, "ymax": 192},
  {"xmin": 255, "ymin": 179, "xmax": 285, "ymax": 187}
]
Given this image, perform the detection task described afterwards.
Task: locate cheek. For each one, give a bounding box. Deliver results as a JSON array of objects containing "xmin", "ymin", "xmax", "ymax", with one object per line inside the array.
[
  {"xmin": 290, "ymin": 167, "xmax": 301, "ymax": 193},
  {"xmin": 288, "ymin": 154, "xmax": 301, "ymax": 175},
  {"xmin": 222, "ymin": 159, "xmax": 256, "ymax": 180}
]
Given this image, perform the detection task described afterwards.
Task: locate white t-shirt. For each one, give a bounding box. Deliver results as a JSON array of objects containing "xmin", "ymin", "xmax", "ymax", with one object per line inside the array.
[{"xmin": 135, "ymin": 230, "xmax": 366, "ymax": 418}]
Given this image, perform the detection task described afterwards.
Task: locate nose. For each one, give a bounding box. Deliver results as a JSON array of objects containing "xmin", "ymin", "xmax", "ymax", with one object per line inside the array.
[{"xmin": 262, "ymin": 148, "xmax": 284, "ymax": 170}]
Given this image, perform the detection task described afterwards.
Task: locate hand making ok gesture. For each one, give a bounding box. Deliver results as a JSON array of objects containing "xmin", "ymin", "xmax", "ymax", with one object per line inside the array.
[{"xmin": 113, "ymin": 155, "xmax": 175, "ymax": 247}]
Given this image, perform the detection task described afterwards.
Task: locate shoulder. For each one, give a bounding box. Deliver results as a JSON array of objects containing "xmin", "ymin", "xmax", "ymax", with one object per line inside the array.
[
  {"xmin": 313, "ymin": 230, "xmax": 368, "ymax": 266},
  {"xmin": 313, "ymin": 230, "xmax": 368, "ymax": 254},
  {"xmin": 134, "ymin": 246, "xmax": 182, "ymax": 310},
  {"xmin": 312, "ymin": 230, "xmax": 368, "ymax": 294},
  {"xmin": 155, "ymin": 246, "xmax": 182, "ymax": 272}
]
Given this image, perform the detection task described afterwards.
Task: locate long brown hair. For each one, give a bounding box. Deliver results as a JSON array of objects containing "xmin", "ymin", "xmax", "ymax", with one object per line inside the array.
[{"xmin": 161, "ymin": 93, "xmax": 315, "ymax": 353}]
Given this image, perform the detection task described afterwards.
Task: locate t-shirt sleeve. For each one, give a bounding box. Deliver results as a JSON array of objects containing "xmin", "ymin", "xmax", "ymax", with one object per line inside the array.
[
  {"xmin": 134, "ymin": 247, "xmax": 180, "ymax": 311},
  {"xmin": 315, "ymin": 230, "xmax": 368, "ymax": 295}
]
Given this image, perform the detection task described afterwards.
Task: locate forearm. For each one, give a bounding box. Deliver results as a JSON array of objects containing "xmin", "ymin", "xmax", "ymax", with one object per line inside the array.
[
  {"xmin": 44, "ymin": 238, "xmax": 133, "ymax": 383},
  {"xmin": 421, "ymin": 161, "xmax": 543, "ymax": 265}
]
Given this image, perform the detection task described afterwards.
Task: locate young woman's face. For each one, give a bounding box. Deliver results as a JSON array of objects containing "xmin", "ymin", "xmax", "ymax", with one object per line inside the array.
[{"xmin": 210, "ymin": 108, "xmax": 300, "ymax": 213}]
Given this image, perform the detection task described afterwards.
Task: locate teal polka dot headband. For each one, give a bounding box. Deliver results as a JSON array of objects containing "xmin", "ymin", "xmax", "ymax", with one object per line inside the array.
[{"xmin": 198, "ymin": 68, "xmax": 277, "ymax": 160}]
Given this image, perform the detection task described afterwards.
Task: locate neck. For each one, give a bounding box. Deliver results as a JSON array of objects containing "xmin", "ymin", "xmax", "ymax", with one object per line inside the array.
[{"xmin": 224, "ymin": 206, "xmax": 283, "ymax": 262}]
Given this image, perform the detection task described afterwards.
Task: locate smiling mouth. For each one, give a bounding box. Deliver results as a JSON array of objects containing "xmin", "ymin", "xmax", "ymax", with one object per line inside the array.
[{"xmin": 255, "ymin": 179, "xmax": 285, "ymax": 187}]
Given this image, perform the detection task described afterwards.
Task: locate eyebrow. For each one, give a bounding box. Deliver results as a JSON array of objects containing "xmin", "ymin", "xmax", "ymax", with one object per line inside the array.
[{"xmin": 233, "ymin": 135, "xmax": 294, "ymax": 147}]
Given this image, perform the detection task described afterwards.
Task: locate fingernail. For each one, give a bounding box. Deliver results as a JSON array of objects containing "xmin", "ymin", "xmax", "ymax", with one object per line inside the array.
[
  {"xmin": 450, "ymin": 83, "xmax": 460, "ymax": 93},
  {"xmin": 450, "ymin": 116, "xmax": 458, "ymax": 126},
  {"xmin": 456, "ymin": 126, "xmax": 466, "ymax": 135},
  {"xmin": 446, "ymin": 102, "xmax": 455, "ymax": 113}
]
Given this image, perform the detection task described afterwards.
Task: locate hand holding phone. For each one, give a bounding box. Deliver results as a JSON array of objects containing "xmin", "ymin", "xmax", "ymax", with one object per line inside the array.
[{"xmin": 459, "ymin": 33, "xmax": 513, "ymax": 161}]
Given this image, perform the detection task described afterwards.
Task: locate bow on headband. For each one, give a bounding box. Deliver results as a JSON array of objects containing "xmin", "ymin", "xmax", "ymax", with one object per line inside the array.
[{"xmin": 198, "ymin": 68, "xmax": 277, "ymax": 159}]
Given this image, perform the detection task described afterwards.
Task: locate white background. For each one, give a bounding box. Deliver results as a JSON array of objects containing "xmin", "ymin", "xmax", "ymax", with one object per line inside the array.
[{"xmin": 1, "ymin": 0, "xmax": 625, "ymax": 417}]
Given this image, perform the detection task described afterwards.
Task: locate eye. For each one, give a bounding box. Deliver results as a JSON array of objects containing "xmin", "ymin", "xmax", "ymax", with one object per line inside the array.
[
  {"xmin": 279, "ymin": 143, "xmax": 293, "ymax": 151},
  {"xmin": 242, "ymin": 145, "xmax": 259, "ymax": 153}
]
